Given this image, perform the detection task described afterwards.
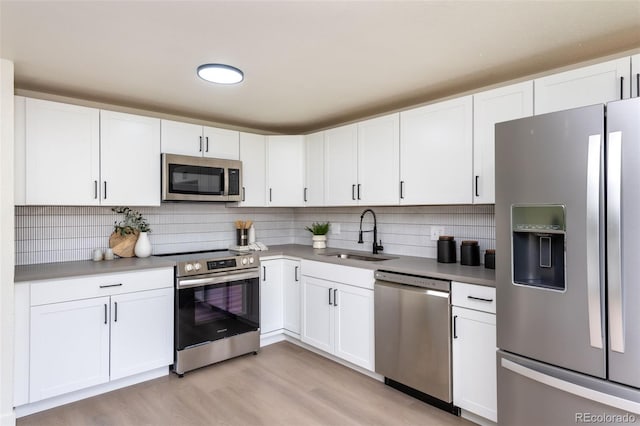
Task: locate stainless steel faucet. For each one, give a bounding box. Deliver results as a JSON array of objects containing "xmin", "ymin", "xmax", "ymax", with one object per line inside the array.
[{"xmin": 358, "ymin": 208, "xmax": 384, "ymax": 254}]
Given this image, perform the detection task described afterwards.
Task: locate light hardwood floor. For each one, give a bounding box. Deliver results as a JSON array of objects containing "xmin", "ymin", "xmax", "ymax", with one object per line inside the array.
[{"xmin": 17, "ymin": 342, "xmax": 474, "ymax": 426}]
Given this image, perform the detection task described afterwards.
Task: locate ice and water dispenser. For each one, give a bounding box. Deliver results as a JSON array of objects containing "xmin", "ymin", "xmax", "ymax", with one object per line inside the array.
[{"xmin": 511, "ymin": 205, "xmax": 566, "ymax": 291}]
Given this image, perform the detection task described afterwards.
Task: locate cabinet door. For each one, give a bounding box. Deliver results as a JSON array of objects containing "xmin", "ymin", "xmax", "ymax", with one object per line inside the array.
[
  {"xmin": 334, "ymin": 283, "xmax": 374, "ymax": 370},
  {"xmin": 100, "ymin": 110, "xmax": 161, "ymax": 206},
  {"xmin": 203, "ymin": 126, "xmax": 239, "ymax": 160},
  {"xmin": 266, "ymin": 135, "xmax": 305, "ymax": 206},
  {"xmin": 452, "ymin": 306, "xmax": 497, "ymax": 422},
  {"xmin": 304, "ymin": 131, "xmax": 325, "ymax": 206},
  {"xmin": 301, "ymin": 275, "xmax": 333, "ymax": 353},
  {"xmin": 260, "ymin": 260, "xmax": 284, "ymax": 334},
  {"xmin": 357, "ymin": 113, "xmax": 400, "ymax": 205},
  {"xmin": 282, "ymin": 259, "xmax": 301, "ymax": 335},
  {"xmin": 160, "ymin": 119, "xmax": 203, "ymax": 156},
  {"xmin": 25, "ymin": 98, "xmax": 100, "ymax": 205},
  {"xmin": 324, "ymin": 124, "xmax": 358, "ymax": 206},
  {"xmin": 473, "ymin": 82, "xmax": 533, "ymax": 204},
  {"xmin": 30, "ymin": 296, "xmax": 110, "ymax": 402},
  {"xmin": 534, "ymin": 57, "xmax": 630, "ymax": 115},
  {"xmin": 110, "ymin": 287, "xmax": 174, "ymax": 381},
  {"xmin": 239, "ymin": 132, "xmax": 266, "ymax": 207},
  {"xmin": 632, "ymin": 54, "xmax": 640, "ymax": 99},
  {"xmin": 14, "ymin": 96, "xmax": 26, "ymax": 205},
  {"xmin": 400, "ymin": 96, "xmax": 473, "ymax": 205}
]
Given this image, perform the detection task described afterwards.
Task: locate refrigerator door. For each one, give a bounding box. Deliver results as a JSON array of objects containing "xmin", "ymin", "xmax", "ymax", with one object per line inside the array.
[
  {"xmin": 495, "ymin": 105, "xmax": 606, "ymax": 378},
  {"xmin": 606, "ymin": 97, "xmax": 640, "ymax": 388},
  {"xmin": 497, "ymin": 350, "xmax": 640, "ymax": 426}
]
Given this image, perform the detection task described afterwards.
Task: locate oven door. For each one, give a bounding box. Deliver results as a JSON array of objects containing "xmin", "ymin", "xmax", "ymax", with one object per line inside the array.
[{"xmin": 176, "ymin": 270, "xmax": 259, "ymax": 351}]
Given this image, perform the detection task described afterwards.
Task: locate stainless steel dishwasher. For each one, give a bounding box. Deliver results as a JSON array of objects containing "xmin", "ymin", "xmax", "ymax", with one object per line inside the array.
[{"xmin": 374, "ymin": 270, "xmax": 456, "ymax": 413}]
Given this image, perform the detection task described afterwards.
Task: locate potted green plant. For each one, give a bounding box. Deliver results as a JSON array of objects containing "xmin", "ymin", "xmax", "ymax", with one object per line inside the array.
[
  {"xmin": 305, "ymin": 222, "xmax": 330, "ymax": 249},
  {"xmin": 109, "ymin": 207, "xmax": 152, "ymax": 258}
]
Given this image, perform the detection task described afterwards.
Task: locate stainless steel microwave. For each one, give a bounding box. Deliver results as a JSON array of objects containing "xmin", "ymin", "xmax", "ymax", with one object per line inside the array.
[{"xmin": 162, "ymin": 154, "xmax": 242, "ymax": 202}]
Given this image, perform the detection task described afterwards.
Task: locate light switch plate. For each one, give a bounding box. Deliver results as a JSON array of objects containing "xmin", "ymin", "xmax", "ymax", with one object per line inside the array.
[{"xmin": 430, "ymin": 226, "xmax": 445, "ymax": 241}]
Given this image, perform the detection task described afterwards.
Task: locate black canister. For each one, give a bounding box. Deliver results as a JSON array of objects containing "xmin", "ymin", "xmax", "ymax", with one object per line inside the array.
[
  {"xmin": 484, "ymin": 249, "xmax": 495, "ymax": 269},
  {"xmin": 460, "ymin": 240, "xmax": 480, "ymax": 266},
  {"xmin": 437, "ymin": 236, "xmax": 456, "ymax": 263}
]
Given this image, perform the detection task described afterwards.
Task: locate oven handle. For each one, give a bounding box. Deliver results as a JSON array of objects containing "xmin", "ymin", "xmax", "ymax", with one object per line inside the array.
[{"xmin": 177, "ymin": 270, "xmax": 260, "ymax": 289}]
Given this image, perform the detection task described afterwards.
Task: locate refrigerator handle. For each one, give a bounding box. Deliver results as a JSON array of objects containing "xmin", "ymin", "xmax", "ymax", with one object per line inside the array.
[
  {"xmin": 586, "ymin": 135, "xmax": 603, "ymax": 349},
  {"xmin": 501, "ymin": 357, "xmax": 640, "ymax": 414},
  {"xmin": 607, "ymin": 131, "xmax": 625, "ymax": 353}
]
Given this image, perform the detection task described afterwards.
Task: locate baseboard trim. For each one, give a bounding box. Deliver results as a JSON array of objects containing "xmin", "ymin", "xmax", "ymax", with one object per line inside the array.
[
  {"xmin": 460, "ymin": 409, "xmax": 497, "ymax": 426},
  {"xmin": 15, "ymin": 367, "xmax": 169, "ymax": 418}
]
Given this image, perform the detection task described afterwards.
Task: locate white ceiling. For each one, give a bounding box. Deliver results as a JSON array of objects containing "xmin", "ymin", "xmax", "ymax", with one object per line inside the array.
[{"xmin": 2, "ymin": 1, "xmax": 639, "ymax": 134}]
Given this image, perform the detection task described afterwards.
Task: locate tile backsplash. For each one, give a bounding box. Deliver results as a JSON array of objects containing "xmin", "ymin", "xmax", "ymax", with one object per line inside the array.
[{"xmin": 15, "ymin": 203, "xmax": 494, "ymax": 265}]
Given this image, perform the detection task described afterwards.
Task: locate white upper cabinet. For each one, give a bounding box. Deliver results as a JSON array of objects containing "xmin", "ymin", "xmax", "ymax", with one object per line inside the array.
[
  {"xmin": 324, "ymin": 123, "xmax": 358, "ymax": 206},
  {"xmin": 239, "ymin": 132, "xmax": 266, "ymax": 207},
  {"xmin": 473, "ymin": 81, "xmax": 534, "ymax": 204},
  {"xmin": 632, "ymin": 54, "xmax": 640, "ymax": 99},
  {"xmin": 304, "ymin": 131, "xmax": 325, "ymax": 206},
  {"xmin": 400, "ymin": 96, "xmax": 473, "ymax": 205},
  {"xmin": 357, "ymin": 113, "xmax": 400, "ymax": 205},
  {"xmin": 100, "ymin": 110, "xmax": 160, "ymax": 206},
  {"xmin": 160, "ymin": 119, "xmax": 239, "ymax": 160},
  {"xmin": 266, "ymin": 135, "xmax": 305, "ymax": 206},
  {"xmin": 25, "ymin": 98, "xmax": 100, "ymax": 205},
  {"xmin": 534, "ymin": 57, "xmax": 631, "ymax": 115}
]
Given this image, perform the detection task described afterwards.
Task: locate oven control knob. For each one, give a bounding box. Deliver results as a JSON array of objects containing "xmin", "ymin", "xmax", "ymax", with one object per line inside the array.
[
  {"xmin": 241, "ymin": 257, "xmax": 248, "ymax": 265},
  {"xmin": 184, "ymin": 263, "xmax": 194, "ymax": 273},
  {"xmin": 194, "ymin": 262, "xmax": 202, "ymax": 271},
  {"xmin": 249, "ymin": 257, "xmax": 255, "ymax": 264}
]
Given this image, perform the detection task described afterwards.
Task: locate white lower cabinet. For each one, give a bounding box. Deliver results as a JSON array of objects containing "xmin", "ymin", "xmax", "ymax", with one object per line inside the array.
[
  {"xmin": 301, "ymin": 260, "xmax": 374, "ymax": 371},
  {"xmin": 282, "ymin": 259, "xmax": 301, "ymax": 336},
  {"xmin": 260, "ymin": 259, "xmax": 284, "ymax": 334},
  {"xmin": 452, "ymin": 281, "xmax": 497, "ymax": 423},
  {"xmin": 17, "ymin": 268, "xmax": 174, "ymax": 407}
]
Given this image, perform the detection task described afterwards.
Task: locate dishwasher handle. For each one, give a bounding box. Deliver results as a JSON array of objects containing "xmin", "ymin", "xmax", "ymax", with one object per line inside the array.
[{"xmin": 375, "ymin": 279, "xmax": 450, "ymax": 298}]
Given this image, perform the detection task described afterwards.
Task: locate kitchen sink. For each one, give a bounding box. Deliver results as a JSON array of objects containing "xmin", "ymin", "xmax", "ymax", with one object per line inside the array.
[{"xmin": 321, "ymin": 251, "xmax": 397, "ymax": 262}]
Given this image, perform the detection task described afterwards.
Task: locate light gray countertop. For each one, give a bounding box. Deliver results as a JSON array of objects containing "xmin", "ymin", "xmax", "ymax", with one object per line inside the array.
[{"xmin": 15, "ymin": 244, "xmax": 495, "ymax": 287}]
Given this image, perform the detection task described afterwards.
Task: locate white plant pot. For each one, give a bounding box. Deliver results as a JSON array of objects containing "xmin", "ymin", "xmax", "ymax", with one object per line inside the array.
[
  {"xmin": 312, "ymin": 235, "xmax": 327, "ymax": 249},
  {"xmin": 134, "ymin": 232, "xmax": 152, "ymax": 258}
]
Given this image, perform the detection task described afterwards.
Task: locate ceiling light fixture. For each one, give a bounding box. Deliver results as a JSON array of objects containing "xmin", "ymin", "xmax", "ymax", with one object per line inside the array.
[{"xmin": 197, "ymin": 63, "xmax": 244, "ymax": 85}]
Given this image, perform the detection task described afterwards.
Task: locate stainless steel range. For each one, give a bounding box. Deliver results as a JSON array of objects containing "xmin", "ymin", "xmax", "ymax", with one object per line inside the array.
[{"xmin": 156, "ymin": 250, "xmax": 260, "ymax": 376}]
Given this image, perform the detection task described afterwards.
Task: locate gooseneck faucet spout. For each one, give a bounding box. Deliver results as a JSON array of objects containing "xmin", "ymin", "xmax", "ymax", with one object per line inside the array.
[{"xmin": 358, "ymin": 209, "xmax": 384, "ymax": 254}]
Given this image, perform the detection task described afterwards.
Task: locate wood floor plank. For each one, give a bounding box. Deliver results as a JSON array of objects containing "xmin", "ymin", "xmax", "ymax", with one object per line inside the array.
[{"xmin": 17, "ymin": 341, "xmax": 474, "ymax": 426}]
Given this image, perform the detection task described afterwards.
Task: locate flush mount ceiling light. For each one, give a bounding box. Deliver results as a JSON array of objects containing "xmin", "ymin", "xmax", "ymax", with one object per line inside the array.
[{"xmin": 197, "ymin": 63, "xmax": 244, "ymax": 84}]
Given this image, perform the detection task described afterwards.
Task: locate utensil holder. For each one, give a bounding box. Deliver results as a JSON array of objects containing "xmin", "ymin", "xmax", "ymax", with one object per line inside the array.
[{"xmin": 237, "ymin": 229, "xmax": 248, "ymax": 246}]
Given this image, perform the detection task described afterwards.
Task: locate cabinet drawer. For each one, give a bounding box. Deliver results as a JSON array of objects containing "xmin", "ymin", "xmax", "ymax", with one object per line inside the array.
[
  {"xmin": 452, "ymin": 281, "xmax": 496, "ymax": 313},
  {"xmin": 31, "ymin": 268, "xmax": 173, "ymax": 306},
  {"xmin": 301, "ymin": 260, "xmax": 374, "ymax": 290}
]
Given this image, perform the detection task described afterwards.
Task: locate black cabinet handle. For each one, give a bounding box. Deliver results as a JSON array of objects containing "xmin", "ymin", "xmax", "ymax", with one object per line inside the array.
[
  {"xmin": 269, "ymin": 188, "xmax": 272, "ymax": 202},
  {"xmin": 242, "ymin": 187, "xmax": 246, "ymax": 202},
  {"xmin": 205, "ymin": 136, "xmax": 209, "ymax": 152},
  {"xmin": 475, "ymin": 175, "xmax": 479, "ymax": 197},
  {"xmin": 263, "ymin": 266, "xmax": 267, "ymax": 282},
  {"xmin": 453, "ymin": 315, "xmax": 458, "ymax": 339},
  {"xmin": 104, "ymin": 304, "xmax": 108, "ymax": 325},
  {"xmin": 103, "ymin": 181, "xmax": 107, "ymax": 199},
  {"xmin": 304, "ymin": 187, "xmax": 308, "ymax": 202},
  {"xmin": 620, "ymin": 76, "xmax": 624, "ymax": 100},
  {"xmin": 99, "ymin": 283, "xmax": 123, "ymax": 289},
  {"xmin": 114, "ymin": 302, "xmax": 118, "ymax": 322},
  {"xmin": 333, "ymin": 289, "xmax": 338, "ymax": 306},
  {"xmin": 400, "ymin": 181, "xmax": 405, "ymax": 199},
  {"xmin": 295, "ymin": 266, "xmax": 299, "ymax": 282},
  {"xmin": 467, "ymin": 295, "xmax": 494, "ymax": 302},
  {"xmin": 357, "ymin": 184, "xmax": 361, "ymax": 200},
  {"xmin": 329, "ymin": 288, "xmax": 332, "ymax": 305},
  {"xmin": 199, "ymin": 136, "xmax": 203, "ymax": 152},
  {"xmin": 94, "ymin": 180, "xmax": 98, "ymax": 199},
  {"xmin": 352, "ymin": 184, "xmax": 356, "ymax": 200},
  {"xmin": 637, "ymin": 73, "xmax": 639, "ymax": 98}
]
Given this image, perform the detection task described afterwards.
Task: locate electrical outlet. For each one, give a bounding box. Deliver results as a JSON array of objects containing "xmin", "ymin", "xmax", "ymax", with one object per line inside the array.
[
  {"xmin": 430, "ymin": 226, "xmax": 445, "ymax": 241},
  {"xmin": 330, "ymin": 223, "xmax": 341, "ymax": 235}
]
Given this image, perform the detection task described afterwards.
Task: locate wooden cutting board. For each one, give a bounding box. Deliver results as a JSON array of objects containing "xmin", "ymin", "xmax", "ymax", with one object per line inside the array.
[{"xmin": 109, "ymin": 231, "xmax": 139, "ymax": 258}]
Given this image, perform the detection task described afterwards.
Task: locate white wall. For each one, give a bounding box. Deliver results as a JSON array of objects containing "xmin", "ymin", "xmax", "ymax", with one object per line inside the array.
[{"xmin": 0, "ymin": 58, "xmax": 16, "ymax": 426}]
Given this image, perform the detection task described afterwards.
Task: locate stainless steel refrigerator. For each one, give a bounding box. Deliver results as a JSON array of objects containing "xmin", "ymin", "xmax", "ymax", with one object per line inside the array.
[{"xmin": 495, "ymin": 97, "xmax": 640, "ymax": 425}]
